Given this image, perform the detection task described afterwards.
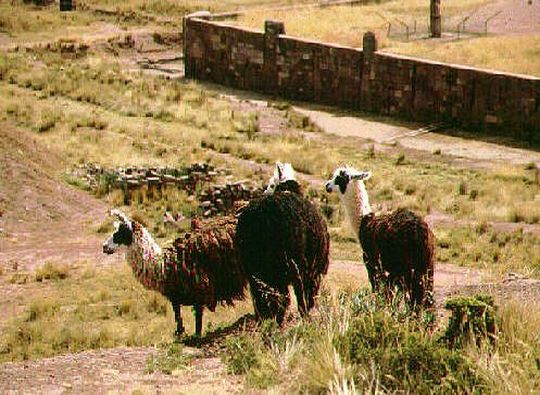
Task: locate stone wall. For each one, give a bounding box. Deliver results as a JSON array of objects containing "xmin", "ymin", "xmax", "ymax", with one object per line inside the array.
[{"xmin": 184, "ymin": 16, "xmax": 540, "ymax": 141}]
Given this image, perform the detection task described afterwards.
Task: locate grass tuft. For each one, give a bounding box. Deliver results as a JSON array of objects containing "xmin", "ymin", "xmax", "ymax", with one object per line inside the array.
[
  {"xmin": 34, "ymin": 262, "xmax": 70, "ymax": 282},
  {"xmin": 146, "ymin": 343, "xmax": 191, "ymax": 374}
]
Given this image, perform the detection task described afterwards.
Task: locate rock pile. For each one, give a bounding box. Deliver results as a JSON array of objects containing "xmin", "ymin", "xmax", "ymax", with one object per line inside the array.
[
  {"xmin": 200, "ymin": 181, "xmax": 262, "ymax": 217},
  {"xmin": 72, "ymin": 162, "xmax": 262, "ymax": 216},
  {"xmin": 73, "ymin": 162, "xmax": 223, "ymax": 194}
]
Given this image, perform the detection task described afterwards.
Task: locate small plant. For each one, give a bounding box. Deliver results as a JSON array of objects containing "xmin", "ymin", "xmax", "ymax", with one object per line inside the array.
[
  {"xmin": 458, "ymin": 180, "xmax": 467, "ymax": 195},
  {"xmin": 234, "ymin": 112, "xmax": 259, "ymax": 140},
  {"xmin": 34, "ymin": 262, "xmax": 69, "ymax": 282},
  {"xmin": 9, "ymin": 272, "xmax": 30, "ymax": 284},
  {"xmin": 433, "ymin": 148, "xmax": 442, "ymax": 155},
  {"xmin": 524, "ymin": 162, "xmax": 537, "ymax": 170},
  {"xmin": 35, "ymin": 110, "xmax": 61, "ymax": 133},
  {"xmin": 395, "ymin": 152, "xmax": 406, "ymax": 165},
  {"xmin": 223, "ymin": 332, "xmax": 261, "ymax": 379},
  {"xmin": 366, "ymin": 144, "xmax": 375, "ymax": 158},
  {"xmin": 146, "ymin": 343, "xmax": 191, "ymax": 374},
  {"xmin": 443, "ymin": 294, "xmax": 497, "ymax": 348}
]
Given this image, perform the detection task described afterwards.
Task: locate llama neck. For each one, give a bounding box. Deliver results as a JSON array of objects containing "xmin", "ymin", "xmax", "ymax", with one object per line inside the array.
[
  {"xmin": 125, "ymin": 222, "xmax": 165, "ymax": 281},
  {"xmin": 340, "ymin": 180, "xmax": 372, "ymax": 235}
]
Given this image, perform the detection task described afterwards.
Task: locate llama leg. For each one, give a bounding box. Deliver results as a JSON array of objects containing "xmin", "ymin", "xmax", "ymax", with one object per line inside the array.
[
  {"xmin": 249, "ymin": 278, "xmax": 268, "ymax": 320},
  {"xmin": 289, "ymin": 259, "xmax": 308, "ymax": 317},
  {"xmin": 172, "ymin": 302, "xmax": 184, "ymax": 336},
  {"xmin": 194, "ymin": 304, "xmax": 203, "ymax": 337},
  {"xmin": 364, "ymin": 253, "xmax": 381, "ymax": 292},
  {"xmin": 274, "ymin": 286, "xmax": 290, "ymax": 325}
]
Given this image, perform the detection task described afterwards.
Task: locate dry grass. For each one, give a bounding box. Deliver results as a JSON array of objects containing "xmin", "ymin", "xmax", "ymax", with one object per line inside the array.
[
  {"xmin": 0, "ymin": 264, "xmax": 253, "ymax": 362},
  {"xmin": 235, "ymin": 0, "xmax": 540, "ymax": 76},
  {"xmin": 236, "ymin": 0, "xmax": 490, "ymax": 47},
  {"xmin": 391, "ymin": 35, "xmax": 540, "ymax": 76}
]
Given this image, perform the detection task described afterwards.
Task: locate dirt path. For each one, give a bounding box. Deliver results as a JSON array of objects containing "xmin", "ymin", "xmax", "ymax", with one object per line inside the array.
[
  {"xmin": 0, "ymin": 347, "xmax": 243, "ymax": 394},
  {"xmin": 294, "ymin": 105, "xmax": 540, "ymax": 168}
]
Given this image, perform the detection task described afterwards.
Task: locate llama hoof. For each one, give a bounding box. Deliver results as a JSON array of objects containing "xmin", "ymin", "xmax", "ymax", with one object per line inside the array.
[{"xmin": 174, "ymin": 328, "xmax": 186, "ymax": 340}]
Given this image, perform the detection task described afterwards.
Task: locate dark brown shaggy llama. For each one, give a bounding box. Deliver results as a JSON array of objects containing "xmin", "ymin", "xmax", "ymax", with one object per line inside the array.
[
  {"xmin": 235, "ymin": 180, "xmax": 330, "ymax": 324},
  {"xmin": 360, "ymin": 209, "xmax": 435, "ymax": 307},
  {"xmin": 103, "ymin": 210, "xmax": 247, "ymax": 337},
  {"xmin": 325, "ymin": 167, "xmax": 435, "ymax": 309}
]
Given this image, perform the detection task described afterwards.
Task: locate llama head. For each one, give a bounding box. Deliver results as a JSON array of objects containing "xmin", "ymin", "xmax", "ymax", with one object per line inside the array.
[
  {"xmin": 325, "ymin": 166, "xmax": 371, "ymax": 194},
  {"xmin": 264, "ymin": 161, "xmax": 296, "ymax": 194},
  {"xmin": 102, "ymin": 209, "xmax": 134, "ymax": 254}
]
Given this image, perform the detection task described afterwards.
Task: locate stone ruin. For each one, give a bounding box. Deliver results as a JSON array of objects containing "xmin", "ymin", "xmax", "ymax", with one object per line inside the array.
[{"xmin": 72, "ymin": 162, "xmax": 262, "ymax": 217}]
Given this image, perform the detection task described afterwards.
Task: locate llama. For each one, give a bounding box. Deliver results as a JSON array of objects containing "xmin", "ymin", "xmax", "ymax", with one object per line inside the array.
[
  {"xmin": 325, "ymin": 166, "xmax": 435, "ymax": 308},
  {"xmin": 102, "ymin": 209, "xmax": 246, "ymax": 337},
  {"xmin": 236, "ymin": 162, "xmax": 329, "ymax": 324}
]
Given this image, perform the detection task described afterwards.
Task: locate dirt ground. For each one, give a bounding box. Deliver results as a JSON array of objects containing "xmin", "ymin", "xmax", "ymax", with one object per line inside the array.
[
  {"xmin": 1, "ymin": 0, "xmax": 540, "ymax": 392},
  {"xmin": 464, "ymin": 0, "xmax": 540, "ymax": 36}
]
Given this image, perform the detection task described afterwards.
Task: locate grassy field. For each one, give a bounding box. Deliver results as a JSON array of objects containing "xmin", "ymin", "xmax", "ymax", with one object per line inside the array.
[
  {"xmin": 235, "ymin": 0, "xmax": 540, "ymax": 76},
  {"xmin": 1, "ymin": 1, "xmax": 540, "ymax": 392}
]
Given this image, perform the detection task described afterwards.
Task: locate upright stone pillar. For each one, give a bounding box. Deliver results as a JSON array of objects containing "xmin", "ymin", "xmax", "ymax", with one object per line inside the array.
[
  {"xmin": 360, "ymin": 32, "xmax": 378, "ymax": 111},
  {"xmin": 263, "ymin": 20, "xmax": 285, "ymax": 95},
  {"xmin": 430, "ymin": 0, "xmax": 442, "ymax": 38}
]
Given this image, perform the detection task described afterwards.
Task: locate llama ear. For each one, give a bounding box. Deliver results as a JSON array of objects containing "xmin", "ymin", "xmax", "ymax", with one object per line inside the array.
[
  {"xmin": 350, "ymin": 170, "xmax": 372, "ymax": 181},
  {"xmin": 275, "ymin": 161, "xmax": 284, "ymax": 180},
  {"xmin": 283, "ymin": 163, "xmax": 295, "ymax": 180},
  {"xmin": 110, "ymin": 209, "xmax": 132, "ymax": 229}
]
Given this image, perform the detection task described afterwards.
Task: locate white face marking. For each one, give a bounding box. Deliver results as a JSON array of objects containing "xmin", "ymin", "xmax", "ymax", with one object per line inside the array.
[
  {"xmin": 264, "ymin": 162, "xmax": 296, "ymax": 194},
  {"xmin": 325, "ymin": 167, "xmax": 371, "ymax": 195},
  {"xmin": 102, "ymin": 234, "xmax": 120, "ymax": 254}
]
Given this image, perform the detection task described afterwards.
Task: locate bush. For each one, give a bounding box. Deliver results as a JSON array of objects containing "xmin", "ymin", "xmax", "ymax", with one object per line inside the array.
[
  {"xmin": 338, "ymin": 312, "xmax": 479, "ymax": 392},
  {"xmin": 443, "ymin": 295, "xmax": 497, "ymax": 348}
]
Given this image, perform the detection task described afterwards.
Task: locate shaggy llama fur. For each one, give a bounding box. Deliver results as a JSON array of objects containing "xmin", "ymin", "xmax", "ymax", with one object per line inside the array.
[
  {"xmin": 236, "ymin": 163, "xmax": 329, "ymax": 323},
  {"xmin": 103, "ymin": 210, "xmax": 246, "ymax": 337},
  {"xmin": 326, "ymin": 167, "xmax": 435, "ymax": 308}
]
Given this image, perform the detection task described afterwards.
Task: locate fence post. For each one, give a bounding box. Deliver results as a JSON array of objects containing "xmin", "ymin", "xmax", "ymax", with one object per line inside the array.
[
  {"xmin": 430, "ymin": 0, "xmax": 442, "ymax": 38},
  {"xmin": 264, "ymin": 20, "xmax": 285, "ymax": 95}
]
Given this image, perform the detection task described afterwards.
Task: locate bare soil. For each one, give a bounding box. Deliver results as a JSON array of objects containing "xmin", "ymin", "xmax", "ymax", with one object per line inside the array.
[{"xmin": 0, "ymin": 347, "xmax": 244, "ymax": 394}]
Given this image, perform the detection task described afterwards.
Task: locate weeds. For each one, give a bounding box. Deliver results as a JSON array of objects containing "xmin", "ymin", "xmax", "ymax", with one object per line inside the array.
[
  {"xmin": 443, "ymin": 295, "xmax": 497, "ymax": 348},
  {"xmin": 222, "ymin": 290, "xmax": 483, "ymax": 393},
  {"xmin": 34, "ymin": 262, "xmax": 70, "ymax": 282},
  {"xmin": 146, "ymin": 343, "xmax": 191, "ymax": 374}
]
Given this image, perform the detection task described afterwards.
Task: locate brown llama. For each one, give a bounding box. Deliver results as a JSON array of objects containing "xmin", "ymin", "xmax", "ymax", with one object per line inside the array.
[
  {"xmin": 325, "ymin": 166, "xmax": 435, "ymax": 308},
  {"xmin": 103, "ymin": 209, "xmax": 247, "ymax": 337}
]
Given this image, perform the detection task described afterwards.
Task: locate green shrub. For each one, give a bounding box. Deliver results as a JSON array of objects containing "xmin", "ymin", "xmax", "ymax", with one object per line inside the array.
[
  {"xmin": 443, "ymin": 295, "xmax": 497, "ymax": 348},
  {"xmin": 223, "ymin": 333, "xmax": 260, "ymax": 375}
]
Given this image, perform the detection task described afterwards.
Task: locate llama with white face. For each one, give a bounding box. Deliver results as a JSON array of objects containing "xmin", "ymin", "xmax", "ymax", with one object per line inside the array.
[
  {"xmin": 103, "ymin": 209, "xmax": 246, "ymax": 337},
  {"xmin": 325, "ymin": 166, "xmax": 435, "ymax": 308}
]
